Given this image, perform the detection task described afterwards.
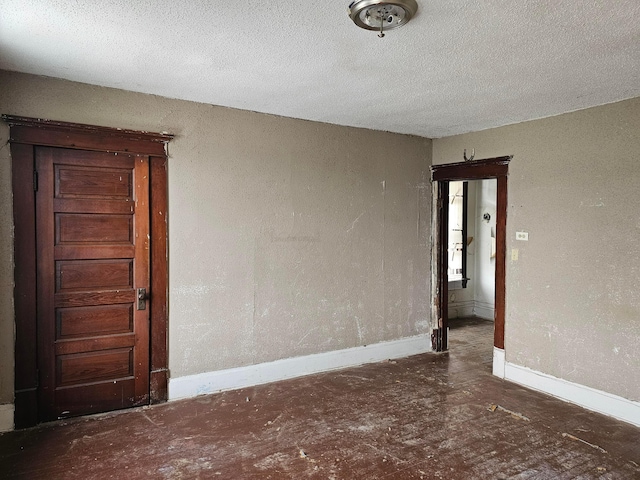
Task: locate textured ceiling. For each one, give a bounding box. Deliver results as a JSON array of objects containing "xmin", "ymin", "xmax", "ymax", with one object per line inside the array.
[{"xmin": 1, "ymin": 0, "xmax": 639, "ymax": 138}]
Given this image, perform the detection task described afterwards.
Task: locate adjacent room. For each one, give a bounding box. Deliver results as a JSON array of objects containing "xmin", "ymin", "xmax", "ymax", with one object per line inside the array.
[{"xmin": 0, "ymin": 1, "xmax": 638, "ymax": 477}]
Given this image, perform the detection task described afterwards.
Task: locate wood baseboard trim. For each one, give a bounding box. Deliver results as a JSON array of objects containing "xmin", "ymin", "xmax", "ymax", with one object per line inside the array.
[{"xmin": 150, "ymin": 369, "xmax": 168, "ymax": 404}]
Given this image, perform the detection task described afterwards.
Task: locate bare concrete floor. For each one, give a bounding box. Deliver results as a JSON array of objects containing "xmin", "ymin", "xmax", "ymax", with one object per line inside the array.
[{"xmin": 1, "ymin": 317, "xmax": 639, "ymax": 479}]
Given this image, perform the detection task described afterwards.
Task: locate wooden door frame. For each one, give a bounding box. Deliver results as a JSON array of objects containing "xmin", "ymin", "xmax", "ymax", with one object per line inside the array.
[
  {"xmin": 2, "ymin": 115, "xmax": 173, "ymax": 428},
  {"xmin": 430, "ymin": 156, "xmax": 511, "ymax": 352}
]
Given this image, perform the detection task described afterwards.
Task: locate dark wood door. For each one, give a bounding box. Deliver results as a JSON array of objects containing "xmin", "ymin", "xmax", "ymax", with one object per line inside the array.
[{"xmin": 35, "ymin": 146, "xmax": 151, "ymax": 420}]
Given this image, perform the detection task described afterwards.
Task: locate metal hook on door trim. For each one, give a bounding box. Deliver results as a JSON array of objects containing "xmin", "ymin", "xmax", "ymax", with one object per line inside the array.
[{"xmin": 464, "ymin": 149, "xmax": 475, "ymax": 162}]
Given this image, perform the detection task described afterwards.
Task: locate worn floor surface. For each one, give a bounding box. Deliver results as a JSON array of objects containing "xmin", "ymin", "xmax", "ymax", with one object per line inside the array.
[{"xmin": 1, "ymin": 317, "xmax": 639, "ymax": 479}]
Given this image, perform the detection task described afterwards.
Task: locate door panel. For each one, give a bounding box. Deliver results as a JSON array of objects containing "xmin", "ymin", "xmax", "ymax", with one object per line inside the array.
[
  {"xmin": 56, "ymin": 305, "xmax": 133, "ymax": 338},
  {"xmin": 55, "ymin": 259, "xmax": 133, "ymax": 291},
  {"xmin": 56, "ymin": 165, "xmax": 133, "ymax": 198},
  {"xmin": 36, "ymin": 146, "xmax": 150, "ymax": 420},
  {"xmin": 57, "ymin": 214, "xmax": 133, "ymax": 244},
  {"xmin": 57, "ymin": 349, "xmax": 133, "ymax": 385}
]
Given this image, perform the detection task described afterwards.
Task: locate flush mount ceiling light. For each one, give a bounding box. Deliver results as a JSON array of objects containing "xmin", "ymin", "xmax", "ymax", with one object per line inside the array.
[{"xmin": 348, "ymin": 0, "xmax": 418, "ymax": 38}]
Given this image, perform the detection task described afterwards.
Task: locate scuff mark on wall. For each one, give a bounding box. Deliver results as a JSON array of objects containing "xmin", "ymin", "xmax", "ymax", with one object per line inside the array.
[
  {"xmin": 355, "ymin": 316, "xmax": 364, "ymax": 343},
  {"xmin": 174, "ymin": 285, "xmax": 212, "ymax": 296},
  {"xmin": 346, "ymin": 211, "xmax": 366, "ymax": 233},
  {"xmin": 579, "ymin": 200, "xmax": 605, "ymax": 207},
  {"xmin": 416, "ymin": 189, "xmax": 421, "ymax": 241},
  {"xmin": 297, "ymin": 327, "xmax": 319, "ymax": 346}
]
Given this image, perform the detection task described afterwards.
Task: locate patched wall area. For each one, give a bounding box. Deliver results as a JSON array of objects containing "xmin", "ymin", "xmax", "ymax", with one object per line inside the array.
[
  {"xmin": 433, "ymin": 97, "xmax": 640, "ymax": 402},
  {"xmin": 0, "ymin": 70, "xmax": 432, "ymax": 403}
]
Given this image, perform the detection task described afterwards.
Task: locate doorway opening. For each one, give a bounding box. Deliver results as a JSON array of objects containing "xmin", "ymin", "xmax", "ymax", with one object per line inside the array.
[
  {"xmin": 447, "ymin": 179, "xmax": 497, "ymax": 320},
  {"xmin": 430, "ymin": 157, "xmax": 511, "ymax": 373},
  {"xmin": 447, "ymin": 179, "xmax": 497, "ymax": 371}
]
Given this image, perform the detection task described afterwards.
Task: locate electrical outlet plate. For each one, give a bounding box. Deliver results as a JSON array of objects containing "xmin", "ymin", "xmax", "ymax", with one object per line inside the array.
[{"xmin": 516, "ymin": 231, "xmax": 529, "ymax": 241}]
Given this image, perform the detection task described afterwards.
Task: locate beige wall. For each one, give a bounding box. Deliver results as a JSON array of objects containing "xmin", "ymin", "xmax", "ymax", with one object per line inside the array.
[
  {"xmin": 4, "ymin": 68, "xmax": 635, "ymax": 411},
  {"xmin": 474, "ymin": 179, "xmax": 497, "ymax": 312},
  {"xmin": 433, "ymin": 97, "xmax": 640, "ymax": 401},
  {"xmin": 0, "ymin": 71, "xmax": 432, "ymax": 404}
]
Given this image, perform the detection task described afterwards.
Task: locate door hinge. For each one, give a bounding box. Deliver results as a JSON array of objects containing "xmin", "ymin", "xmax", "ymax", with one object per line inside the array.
[{"xmin": 33, "ymin": 171, "xmax": 38, "ymax": 192}]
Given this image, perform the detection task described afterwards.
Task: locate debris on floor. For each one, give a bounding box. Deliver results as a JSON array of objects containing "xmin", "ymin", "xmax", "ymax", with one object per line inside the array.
[
  {"xmin": 297, "ymin": 448, "xmax": 317, "ymax": 464},
  {"xmin": 489, "ymin": 404, "xmax": 530, "ymax": 421},
  {"xmin": 2, "ymin": 320, "xmax": 638, "ymax": 478},
  {"xmin": 562, "ymin": 432, "xmax": 607, "ymax": 454}
]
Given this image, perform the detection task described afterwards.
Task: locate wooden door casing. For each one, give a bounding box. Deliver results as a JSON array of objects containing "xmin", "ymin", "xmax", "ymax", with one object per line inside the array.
[
  {"xmin": 36, "ymin": 147, "xmax": 150, "ymax": 420},
  {"xmin": 5, "ymin": 115, "xmax": 171, "ymax": 428},
  {"xmin": 431, "ymin": 157, "xmax": 511, "ymax": 352}
]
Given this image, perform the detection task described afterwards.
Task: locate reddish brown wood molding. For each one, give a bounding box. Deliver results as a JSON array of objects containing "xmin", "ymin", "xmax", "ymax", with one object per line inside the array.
[
  {"xmin": 11, "ymin": 143, "xmax": 38, "ymax": 428},
  {"xmin": 2, "ymin": 115, "xmax": 173, "ymax": 156},
  {"xmin": 430, "ymin": 156, "xmax": 511, "ymax": 351},
  {"xmin": 149, "ymin": 156, "xmax": 169, "ymax": 404},
  {"xmin": 494, "ymin": 175, "xmax": 508, "ymax": 349},
  {"xmin": 4, "ymin": 115, "xmax": 171, "ymax": 427},
  {"xmin": 436, "ymin": 181, "xmax": 449, "ymax": 352},
  {"xmin": 431, "ymin": 156, "xmax": 511, "ymax": 182}
]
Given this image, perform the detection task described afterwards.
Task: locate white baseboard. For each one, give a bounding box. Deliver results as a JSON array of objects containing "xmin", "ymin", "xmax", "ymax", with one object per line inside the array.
[
  {"xmin": 169, "ymin": 335, "xmax": 432, "ymax": 401},
  {"xmin": 504, "ymin": 362, "xmax": 640, "ymax": 428},
  {"xmin": 448, "ymin": 300, "xmax": 493, "ymax": 320},
  {"xmin": 473, "ymin": 301, "xmax": 494, "ymax": 320},
  {"xmin": 492, "ymin": 347, "xmax": 505, "ymax": 378},
  {"xmin": 0, "ymin": 404, "xmax": 14, "ymax": 432},
  {"xmin": 448, "ymin": 300, "xmax": 474, "ymax": 319}
]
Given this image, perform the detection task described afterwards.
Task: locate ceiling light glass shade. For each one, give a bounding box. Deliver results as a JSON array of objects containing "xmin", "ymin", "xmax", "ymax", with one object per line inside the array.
[{"xmin": 348, "ymin": 0, "xmax": 418, "ymax": 31}]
